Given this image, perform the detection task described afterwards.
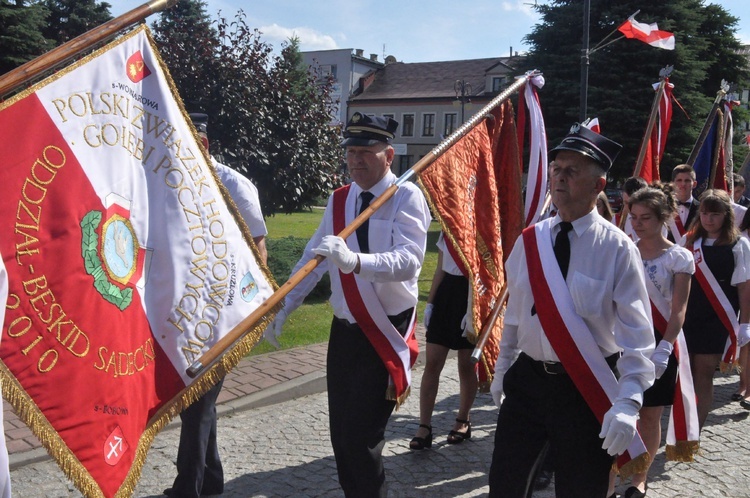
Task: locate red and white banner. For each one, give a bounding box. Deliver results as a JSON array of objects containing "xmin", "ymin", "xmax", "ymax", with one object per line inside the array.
[
  {"xmin": 639, "ymin": 79, "xmax": 675, "ymax": 183},
  {"xmin": 618, "ymin": 15, "xmax": 676, "ymax": 50},
  {"xmin": 517, "ymin": 74, "xmax": 547, "ymax": 226},
  {"xmin": 0, "ymin": 26, "xmax": 275, "ymax": 497}
]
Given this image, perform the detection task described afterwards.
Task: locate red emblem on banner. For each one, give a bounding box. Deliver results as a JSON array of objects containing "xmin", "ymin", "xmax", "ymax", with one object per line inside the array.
[
  {"xmin": 103, "ymin": 426, "xmax": 129, "ymax": 466},
  {"xmin": 126, "ymin": 51, "xmax": 151, "ymax": 83}
]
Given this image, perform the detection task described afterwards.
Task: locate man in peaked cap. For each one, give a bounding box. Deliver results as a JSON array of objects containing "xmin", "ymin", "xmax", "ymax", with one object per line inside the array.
[
  {"xmin": 488, "ymin": 124, "xmax": 655, "ymax": 497},
  {"xmin": 265, "ymin": 112, "xmax": 430, "ymax": 497}
]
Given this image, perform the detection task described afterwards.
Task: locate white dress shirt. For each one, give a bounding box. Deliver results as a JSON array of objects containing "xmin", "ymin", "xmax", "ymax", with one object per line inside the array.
[
  {"xmin": 495, "ymin": 209, "xmax": 655, "ymax": 404},
  {"xmin": 437, "ymin": 232, "xmax": 463, "ymax": 276},
  {"xmin": 677, "ymin": 196, "xmax": 694, "ymax": 226},
  {"xmin": 283, "ymin": 171, "xmax": 430, "ymax": 322},
  {"xmin": 213, "ymin": 162, "xmax": 268, "ymax": 238}
]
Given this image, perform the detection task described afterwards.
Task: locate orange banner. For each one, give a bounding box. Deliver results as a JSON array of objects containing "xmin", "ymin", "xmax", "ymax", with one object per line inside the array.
[{"xmin": 419, "ymin": 101, "xmax": 521, "ymax": 386}]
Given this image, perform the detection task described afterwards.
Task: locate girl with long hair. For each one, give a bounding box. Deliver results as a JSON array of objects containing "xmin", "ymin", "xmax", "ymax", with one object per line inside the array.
[{"xmin": 683, "ymin": 189, "xmax": 750, "ymax": 428}]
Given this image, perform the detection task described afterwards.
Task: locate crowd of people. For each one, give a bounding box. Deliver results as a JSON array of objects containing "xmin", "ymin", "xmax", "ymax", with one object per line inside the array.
[
  {"xmin": 258, "ymin": 114, "xmax": 750, "ymax": 497},
  {"xmin": 7, "ymin": 108, "xmax": 742, "ymax": 497}
]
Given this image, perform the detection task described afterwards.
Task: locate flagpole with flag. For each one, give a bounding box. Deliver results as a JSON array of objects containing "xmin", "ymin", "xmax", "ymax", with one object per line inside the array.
[
  {"xmin": 0, "ymin": 0, "xmax": 180, "ymax": 98},
  {"xmin": 0, "ymin": 22, "xmax": 277, "ymax": 497},
  {"xmin": 632, "ymin": 66, "xmax": 673, "ymax": 181},
  {"xmin": 687, "ymin": 81, "xmax": 730, "ymax": 193},
  {"xmin": 186, "ymin": 71, "xmax": 540, "ymax": 378}
]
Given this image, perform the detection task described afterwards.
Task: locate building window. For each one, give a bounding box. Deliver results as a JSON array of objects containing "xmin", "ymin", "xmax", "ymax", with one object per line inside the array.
[
  {"xmin": 318, "ymin": 64, "xmax": 337, "ymax": 81},
  {"xmin": 422, "ymin": 113, "xmax": 435, "ymax": 137},
  {"xmin": 492, "ymin": 76, "xmax": 507, "ymax": 92},
  {"xmin": 382, "ymin": 113, "xmax": 395, "ymax": 120},
  {"xmin": 444, "ymin": 113, "xmax": 457, "ymax": 136},
  {"xmin": 402, "ymin": 114, "xmax": 415, "ymax": 137},
  {"xmin": 399, "ymin": 155, "xmax": 413, "ymax": 175}
]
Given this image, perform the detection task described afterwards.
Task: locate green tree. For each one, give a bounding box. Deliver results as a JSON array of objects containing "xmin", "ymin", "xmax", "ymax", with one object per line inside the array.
[
  {"xmin": 153, "ymin": 3, "xmax": 341, "ymax": 214},
  {"xmin": 41, "ymin": 0, "xmax": 112, "ymax": 46},
  {"xmin": 0, "ymin": 0, "xmax": 52, "ymax": 75},
  {"xmin": 520, "ymin": 0, "xmax": 749, "ymax": 181}
]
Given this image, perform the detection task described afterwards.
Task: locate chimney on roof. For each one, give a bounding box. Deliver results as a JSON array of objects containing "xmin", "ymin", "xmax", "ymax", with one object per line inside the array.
[
  {"xmin": 510, "ymin": 46, "xmax": 513, "ymax": 57},
  {"xmin": 355, "ymin": 49, "xmax": 364, "ymax": 57},
  {"xmin": 370, "ymin": 53, "xmax": 378, "ymax": 61}
]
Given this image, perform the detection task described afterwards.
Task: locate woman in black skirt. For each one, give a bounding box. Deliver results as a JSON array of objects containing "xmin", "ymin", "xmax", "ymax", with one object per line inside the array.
[
  {"xmin": 409, "ymin": 232, "xmax": 477, "ymax": 449},
  {"xmin": 615, "ymin": 185, "xmax": 694, "ymax": 498},
  {"xmin": 683, "ymin": 189, "xmax": 750, "ymax": 428}
]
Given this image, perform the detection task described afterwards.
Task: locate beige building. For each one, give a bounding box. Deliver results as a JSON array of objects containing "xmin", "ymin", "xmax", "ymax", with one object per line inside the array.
[{"xmin": 347, "ymin": 57, "xmax": 519, "ymax": 175}]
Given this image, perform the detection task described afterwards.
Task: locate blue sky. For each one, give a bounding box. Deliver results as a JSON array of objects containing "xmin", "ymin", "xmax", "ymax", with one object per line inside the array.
[{"xmin": 109, "ymin": 1, "xmax": 750, "ymax": 63}]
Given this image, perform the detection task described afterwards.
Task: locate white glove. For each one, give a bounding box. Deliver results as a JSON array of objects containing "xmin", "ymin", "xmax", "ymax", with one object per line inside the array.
[
  {"xmin": 264, "ymin": 308, "xmax": 287, "ymax": 349},
  {"xmin": 313, "ymin": 235, "xmax": 358, "ymax": 274},
  {"xmin": 599, "ymin": 399, "xmax": 640, "ymax": 456},
  {"xmin": 651, "ymin": 339, "xmax": 673, "ymax": 379},
  {"xmin": 739, "ymin": 323, "xmax": 750, "ymax": 348},
  {"xmin": 490, "ymin": 373, "xmax": 504, "ymax": 408},
  {"xmin": 460, "ymin": 291, "xmax": 474, "ymax": 338},
  {"xmin": 423, "ymin": 303, "xmax": 434, "ymax": 328}
]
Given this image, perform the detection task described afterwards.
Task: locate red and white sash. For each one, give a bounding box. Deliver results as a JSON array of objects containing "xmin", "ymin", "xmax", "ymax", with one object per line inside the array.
[
  {"xmin": 669, "ymin": 216, "xmax": 686, "ymax": 242},
  {"xmin": 331, "ymin": 185, "xmax": 419, "ymax": 405},
  {"xmin": 691, "ymin": 238, "xmax": 739, "ymax": 370},
  {"xmin": 522, "ymin": 223, "xmax": 649, "ymax": 475},
  {"xmin": 645, "ymin": 278, "xmax": 700, "ymax": 461}
]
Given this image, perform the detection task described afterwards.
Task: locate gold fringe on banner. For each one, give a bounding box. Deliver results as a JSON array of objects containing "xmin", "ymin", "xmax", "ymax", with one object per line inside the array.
[
  {"xmin": 0, "ymin": 24, "xmax": 281, "ymax": 498},
  {"xmin": 666, "ymin": 440, "xmax": 700, "ymax": 462},
  {"xmin": 720, "ymin": 360, "xmax": 739, "ymax": 374},
  {"xmin": 614, "ymin": 451, "xmax": 652, "ymax": 480},
  {"xmin": 386, "ymin": 385, "xmax": 411, "ymax": 410}
]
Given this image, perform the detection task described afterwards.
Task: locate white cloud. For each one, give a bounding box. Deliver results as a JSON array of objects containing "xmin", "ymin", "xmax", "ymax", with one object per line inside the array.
[
  {"xmin": 501, "ymin": 1, "xmax": 537, "ymax": 17},
  {"xmin": 258, "ymin": 23, "xmax": 338, "ymax": 51}
]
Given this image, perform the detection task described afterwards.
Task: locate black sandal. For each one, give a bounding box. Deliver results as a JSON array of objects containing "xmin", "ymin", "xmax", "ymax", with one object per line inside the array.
[
  {"xmin": 447, "ymin": 418, "xmax": 471, "ymax": 444},
  {"xmin": 409, "ymin": 424, "xmax": 432, "ymax": 450}
]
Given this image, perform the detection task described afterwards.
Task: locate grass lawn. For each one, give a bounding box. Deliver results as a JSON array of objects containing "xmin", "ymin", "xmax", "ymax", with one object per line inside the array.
[{"xmin": 249, "ymin": 210, "xmax": 440, "ymax": 355}]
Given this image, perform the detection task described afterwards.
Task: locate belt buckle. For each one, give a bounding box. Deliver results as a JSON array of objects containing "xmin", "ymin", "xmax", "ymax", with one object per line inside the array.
[{"xmin": 542, "ymin": 361, "xmax": 559, "ymax": 375}]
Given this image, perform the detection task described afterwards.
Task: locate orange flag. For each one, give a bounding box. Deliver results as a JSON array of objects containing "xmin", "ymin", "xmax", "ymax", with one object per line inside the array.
[{"xmin": 418, "ymin": 101, "xmax": 522, "ymax": 387}]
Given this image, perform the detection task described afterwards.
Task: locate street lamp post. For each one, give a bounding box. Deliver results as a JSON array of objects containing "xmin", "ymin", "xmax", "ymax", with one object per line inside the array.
[{"xmin": 454, "ymin": 79, "xmax": 472, "ymax": 124}]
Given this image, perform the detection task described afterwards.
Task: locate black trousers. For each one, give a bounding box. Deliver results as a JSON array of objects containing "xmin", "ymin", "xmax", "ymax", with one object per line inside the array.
[
  {"xmin": 172, "ymin": 378, "xmax": 224, "ymax": 498},
  {"xmin": 489, "ymin": 354, "xmax": 614, "ymax": 498},
  {"xmin": 327, "ymin": 317, "xmax": 399, "ymax": 498}
]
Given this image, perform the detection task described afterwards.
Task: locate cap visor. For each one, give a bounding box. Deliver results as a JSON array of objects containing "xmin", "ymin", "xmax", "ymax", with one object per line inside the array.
[
  {"xmin": 340, "ymin": 137, "xmax": 383, "ymax": 147},
  {"xmin": 549, "ymin": 145, "xmax": 608, "ymax": 170}
]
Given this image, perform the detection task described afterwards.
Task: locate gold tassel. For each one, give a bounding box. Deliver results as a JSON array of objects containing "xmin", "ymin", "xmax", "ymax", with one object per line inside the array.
[
  {"xmin": 720, "ymin": 360, "xmax": 739, "ymax": 374},
  {"xmin": 616, "ymin": 451, "xmax": 652, "ymax": 480},
  {"xmin": 665, "ymin": 441, "xmax": 700, "ymax": 462}
]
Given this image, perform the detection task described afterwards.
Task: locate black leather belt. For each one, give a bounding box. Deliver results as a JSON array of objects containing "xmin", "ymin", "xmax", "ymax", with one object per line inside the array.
[
  {"xmin": 520, "ymin": 351, "xmax": 619, "ymax": 376},
  {"xmin": 334, "ymin": 307, "xmax": 415, "ymax": 337}
]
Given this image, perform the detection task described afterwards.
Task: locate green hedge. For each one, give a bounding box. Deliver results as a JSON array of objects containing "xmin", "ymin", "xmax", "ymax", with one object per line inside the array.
[{"xmin": 267, "ymin": 236, "xmax": 331, "ymax": 302}]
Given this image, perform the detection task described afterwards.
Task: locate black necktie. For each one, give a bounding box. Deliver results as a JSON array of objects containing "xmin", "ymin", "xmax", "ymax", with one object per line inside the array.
[
  {"xmin": 679, "ymin": 201, "xmax": 691, "ymax": 208},
  {"xmin": 356, "ymin": 192, "xmax": 374, "ymax": 253},
  {"xmin": 554, "ymin": 222, "xmax": 574, "ymax": 280}
]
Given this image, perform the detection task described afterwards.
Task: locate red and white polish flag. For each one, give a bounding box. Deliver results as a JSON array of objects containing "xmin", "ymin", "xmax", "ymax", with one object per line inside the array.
[
  {"xmin": 0, "ymin": 26, "xmax": 275, "ymax": 497},
  {"xmin": 618, "ymin": 15, "xmax": 676, "ymax": 50}
]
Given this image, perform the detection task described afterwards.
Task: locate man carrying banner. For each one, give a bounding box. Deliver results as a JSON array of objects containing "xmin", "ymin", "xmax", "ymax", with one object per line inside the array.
[
  {"xmin": 267, "ymin": 112, "xmax": 430, "ymax": 497},
  {"xmin": 488, "ymin": 124, "xmax": 655, "ymax": 498},
  {"xmin": 669, "ymin": 164, "xmax": 700, "ymax": 241},
  {"xmin": 165, "ymin": 114, "xmax": 269, "ymax": 498}
]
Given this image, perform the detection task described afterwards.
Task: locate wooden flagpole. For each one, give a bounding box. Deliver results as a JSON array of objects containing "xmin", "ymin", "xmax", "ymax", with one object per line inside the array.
[
  {"xmin": 0, "ymin": 0, "xmax": 180, "ymax": 98},
  {"xmin": 686, "ymin": 80, "xmax": 729, "ymax": 167},
  {"xmin": 187, "ymin": 70, "xmax": 540, "ymax": 377},
  {"xmin": 618, "ymin": 66, "xmax": 672, "ymax": 230},
  {"xmin": 469, "ymin": 191, "xmax": 551, "ymax": 364},
  {"xmin": 631, "ymin": 66, "xmax": 672, "ymax": 180}
]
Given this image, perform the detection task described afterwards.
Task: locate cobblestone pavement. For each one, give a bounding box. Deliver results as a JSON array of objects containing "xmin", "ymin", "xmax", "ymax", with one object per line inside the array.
[{"xmin": 8, "ymin": 356, "xmax": 750, "ymax": 497}]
